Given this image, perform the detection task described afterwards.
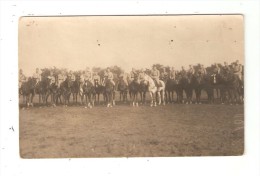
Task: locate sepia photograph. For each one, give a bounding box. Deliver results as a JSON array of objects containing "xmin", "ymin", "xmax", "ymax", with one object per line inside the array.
[{"xmin": 18, "ymin": 15, "xmax": 244, "ymax": 158}]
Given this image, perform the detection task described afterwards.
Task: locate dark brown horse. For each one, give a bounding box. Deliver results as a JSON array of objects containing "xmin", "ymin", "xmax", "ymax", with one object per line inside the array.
[
  {"xmin": 20, "ymin": 77, "xmax": 37, "ymax": 107},
  {"xmin": 82, "ymin": 80, "xmax": 95, "ymax": 108},
  {"xmin": 117, "ymin": 78, "xmax": 128, "ymax": 103},
  {"xmin": 104, "ymin": 79, "xmax": 115, "ymax": 107},
  {"xmin": 139, "ymin": 80, "xmax": 148, "ymax": 105},
  {"xmin": 93, "ymin": 79, "xmax": 105, "ymax": 105},
  {"xmin": 60, "ymin": 78, "xmax": 73, "ymax": 106},
  {"xmin": 129, "ymin": 80, "xmax": 140, "ymax": 106},
  {"xmin": 193, "ymin": 74, "xmax": 205, "ymax": 104}
]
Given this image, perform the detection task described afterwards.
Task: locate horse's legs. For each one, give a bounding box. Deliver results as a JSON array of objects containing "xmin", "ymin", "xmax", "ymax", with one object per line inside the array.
[
  {"xmin": 113, "ymin": 91, "xmax": 116, "ymax": 105},
  {"xmin": 162, "ymin": 90, "xmax": 165, "ymax": 105},
  {"xmin": 157, "ymin": 91, "xmax": 161, "ymax": 105},
  {"xmin": 30, "ymin": 93, "xmax": 35, "ymax": 107}
]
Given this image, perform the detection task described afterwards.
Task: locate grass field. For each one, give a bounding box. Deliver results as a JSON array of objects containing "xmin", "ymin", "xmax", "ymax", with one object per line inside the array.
[{"xmin": 19, "ymin": 91, "xmax": 244, "ymax": 158}]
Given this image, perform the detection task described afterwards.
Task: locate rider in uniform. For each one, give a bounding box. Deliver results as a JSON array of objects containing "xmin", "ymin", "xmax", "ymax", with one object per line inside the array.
[
  {"xmin": 93, "ymin": 71, "xmax": 101, "ymax": 85},
  {"xmin": 187, "ymin": 65, "xmax": 195, "ymax": 77},
  {"xmin": 84, "ymin": 67, "xmax": 93, "ymax": 84},
  {"xmin": 68, "ymin": 70, "xmax": 76, "ymax": 81},
  {"xmin": 129, "ymin": 68, "xmax": 138, "ymax": 84},
  {"xmin": 119, "ymin": 70, "xmax": 129, "ymax": 86},
  {"xmin": 169, "ymin": 67, "xmax": 176, "ymax": 80},
  {"xmin": 104, "ymin": 68, "xmax": 115, "ymax": 86},
  {"xmin": 233, "ymin": 60, "xmax": 242, "ymax": 81},
  {"xmin": 32, "ymin": 68, "xmax": 41, "ymax": 85},
  {"xmin": 151, "ymin": 65, "xmax": 160, "ymax": 86},
  {"xmin": 57, "ymin": 70, "xmax": 66, "ymax": 88},
  {"xmin": 180, "ymin": 66, "xmax": 187, "ymax": 77},
  {"xmin": 213, "ymin": 63, "xmax": 220, "ymax": 74},
  {"xmin": 201, "ymin": 64, "xmax": 207, "ymax": 75},
  {"xmin": 160, "ymin": 67, "xmax": 169, "ymax": 81},
  {"xmin": 222, "ymin": 62, "xmax": 231, "ymax": 74},
  {"xmin": 48, "ymin": 70, "xmax": 56, "ymax": 86},
  {"xmin": 19, "ymin": 69, "xmax": 27, "ymax": 89},
  {"xmin": 196, "ymin": 64, "xmax": 207, "ymax": 76},
  {"xmin": 138, "ymin": 69, "xmax": 146, "ymax": 82}
]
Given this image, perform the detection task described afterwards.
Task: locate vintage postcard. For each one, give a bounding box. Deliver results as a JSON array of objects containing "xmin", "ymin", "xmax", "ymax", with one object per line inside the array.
[{"xmin": 18, "ymin": 15, "xmax": 244, "ymax": 158}]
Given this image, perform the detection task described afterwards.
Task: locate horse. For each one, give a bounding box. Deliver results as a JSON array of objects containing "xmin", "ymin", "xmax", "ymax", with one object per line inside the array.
[
  {"xmin": 20, "ymin": 77, "xmax": 37, "ymax": 108},
  {"xmin": 221, "ymin": 73, "xmax": 242, "ymax": 105},
  {"xmin": 35, "ymin": 77, "xmax": 51, "ymax": 105},
  {"xmin": 104, "ymin": 79, "xmax": 115, "ymax": 107},
  {"xmin": 128, "ymin": 80, "xmax": 140, "ymax": 106},
  {"xmin": 144, "ymin": 75, "xmax": 158, "ymax": 107},
  {"xmin": 93, "ymin": 79, "xmax": 105, "ymax": 105},
  {"xmin": 60, "ymin": 78, "xmax": 73, "ymax": 106},
  {"xmin": 156, "ymin": 80, "xmax": 166, "ymax": 105},
  {"xmin": 117, "ymin": 78, "xmax": 128, "ymax": 103},
  {"xmin": 71, "ymin": 76, "xmax": 81, "ymax": 105},
  {"xmin": 139, "ymin": 80, "xmax": 148, "ymax": 105},
  {"xmin": 193, "ymin": 74, "xmax": 205, "ymax": 104},
  {"xmin": 179, "ymin": 75, "xmax": 193, "ymax": 104},
  {"xmin": 163, "ymin": 77, "xmax": 180, "ymax": 104},
  {"xmin": 82, "ymin": 80, "xmax": 95, "ymax": 108}
]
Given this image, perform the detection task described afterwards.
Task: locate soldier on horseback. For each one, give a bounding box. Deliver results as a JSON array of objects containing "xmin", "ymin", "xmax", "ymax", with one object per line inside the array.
[
  {"xmin": 222, "ymin": 62, "xmax": 231, "ymax": 73},
  {"xmin": 93, "ymin": 71, "xmax": 101, "ymax": 85},
  {"xmin": 84, "ymin": 67, "xmax": 93, "ymax": 84},
  {"xmin": 19, "ymin": 69, "xmax": 27, "ymax": 89},
  {"xmin": 57, "ymin": 70, "xmax": 66, "ymax": 88},
  {"xmin": 188, "ymin": 65, "xmax": 195, "ymax": 75},
  {"xmin": 213, "ymin": 63, "xmax": 221, "ymax": 74},
  {"xmin": 47, "ymin": 70, "xmax": 56, "ymax": 86},
  {"xmin": 151, "ymin": 65, "xmax": 160, "ymax": 87},
  {"xmin": 180, "ymin": 66, "xmax": 187, "ymax": 78},
  {"xmin": 232, "ymin": 60, "xmax": 243, "ymax": 81},
  {"xmin": 104, "ymin": 68, "xmax": 115, "ymax": 86},
  {"xmin": 68, "ymin": 70, "xmax": 76, "ymax": 81},
  {"xmin": 160, "ymin": 67, "xmax": 169, "ymax": 82},
  {"xmin": 119, "ymin": 70, "xmax": 129, "ymax": 86},
  {"xmin": 32, "ymin": 68, "xmax": 41, "ymax": 85},
  {"xmin": 129, "ymin": 68, "xmax": 138, "ymax": 84},
  {"xmin": 169, "ymin": 67, "xmax": 176, "ymax": 80},
  {"xmin": 197, "ymin": 64, "xmax": 207, "ymax": 76}
]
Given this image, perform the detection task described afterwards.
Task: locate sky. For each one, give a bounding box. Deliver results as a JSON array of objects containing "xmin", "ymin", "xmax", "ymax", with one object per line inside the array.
[{"xmin": 19, "ymin": 15, "xmax": 244, "ymax": 76}]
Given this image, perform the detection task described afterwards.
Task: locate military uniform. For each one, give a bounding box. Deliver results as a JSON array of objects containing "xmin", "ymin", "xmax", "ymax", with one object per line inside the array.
[
  {"xmin": 57, "ymin": 73, "xmax": 66, "ymax": 88},
  {"xmin": 213, "ymin": 65, "xmax": 220, "ymax": 74},
  {"xmin": 104, "ymin": 71, "xmax": 115, "ymax": 86},
  {"xmin": 197, "ymin": 66, "xmax": 207, "ymax": 75},
  {"xmin": 119, "ymin": 72, "xmax": 128, "ymax": 85},
  {"xmin": 160, "ymin": 70, "xmax": 168, "ymax": 80},
  {"xmin": 84, "ymin": 71, "xmax": 92, "ymax": 82},
  {"xmin": 169, "ymin": 69, "xmax": 176, "ymax": 80},
  {"xmin": 70, "ymin": 73, "xmax": 76, "ymax": 81},
  {"xmin": 180, "ymin": 69, "xmax": 186, "ymax": 77},
  {"xmin": 32, "ymin": 72, "xmax": 41, "ymax": 84},
  {"xmin": 80, "ymin": 73, "xmax": 85, "ymax": 83},
  {"xmin": 48, "ymin": 74, "xmax": 56, "ymax": 85},
  {"xmin": 93, "ymin": 74, "xmax": 101, "ymax": 85},
  {"xmin": 233, "ymin": 64, "xmax": 242, "ymax": 80},
  {"xmin": 130, "ymin": 70, "xmax": 138, "ymax": 82},
  {"xmin": 19, "ymin": 72, "xmax": 27, "ymax": 88},
  {"xmin": 151, "ymin": 68, "xmax": 160, "ymax": 86},
  {"xmin": 138, "ymin": 71, "xmax": 145, "ymax": 81}
]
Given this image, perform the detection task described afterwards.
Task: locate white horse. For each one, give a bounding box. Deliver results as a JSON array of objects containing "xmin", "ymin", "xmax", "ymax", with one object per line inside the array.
[
  {"xmin": 144, "ymin": 75, "xmax": 165, "ymax": 107},
  {"xmin": 157, "ymin": 80, "xmax": 166, "ymax": 106}
]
